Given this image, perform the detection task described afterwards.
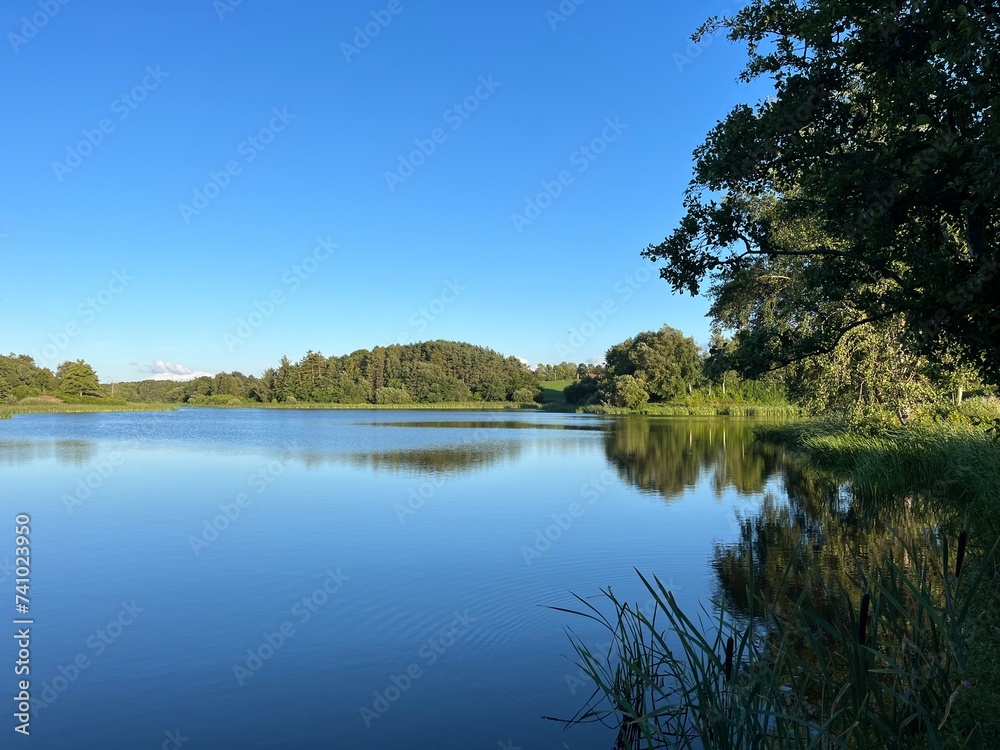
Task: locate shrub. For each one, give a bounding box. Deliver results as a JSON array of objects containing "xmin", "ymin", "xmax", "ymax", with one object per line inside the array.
[
  {"xmin": 512, "ymin": 387, "xmax": 540, "ymax": 403},
  {"xmin": 374, "ymin": 387, "xmax": 413, "ymax": 405}
]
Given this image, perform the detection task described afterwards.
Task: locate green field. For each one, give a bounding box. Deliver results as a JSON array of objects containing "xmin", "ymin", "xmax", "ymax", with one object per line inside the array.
[{"xmin": 537, "ymin": 380, "xmax": 573, "ymax": 404}]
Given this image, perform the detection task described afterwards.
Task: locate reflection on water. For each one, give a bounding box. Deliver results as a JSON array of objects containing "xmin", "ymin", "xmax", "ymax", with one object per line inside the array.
[
  {"xmin": 0, "ymin": 409, "xmax": 957, "ymax": 749},
  {"xmin": 711, "ymin": 441, "xmax": 952, "ymax": 627},
  {"xmin": 603, "ymin": 417, "xmax": 786, "ymax": 500},
  {"xmin": 357, "ymin": 420, "xmax": 605, "ymax": 431},
  {"xmin": 0, "ymin": 438, "xmax": 99, "ymax": 467},
  {"xmin": 338, "ymin": 441, "xmax": 525, "ymax": 474}
]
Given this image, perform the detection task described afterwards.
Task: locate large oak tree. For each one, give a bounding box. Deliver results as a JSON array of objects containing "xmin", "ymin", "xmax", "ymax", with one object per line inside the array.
[{"xmin": 645, "ymin": 0, "xmax": 999, "ymax": 379}]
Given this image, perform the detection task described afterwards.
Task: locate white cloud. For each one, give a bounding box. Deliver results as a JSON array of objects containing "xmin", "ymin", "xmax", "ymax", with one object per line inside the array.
[{"xmin": 133, "ymin": 360, "xmax": 213, "ymax": 382}]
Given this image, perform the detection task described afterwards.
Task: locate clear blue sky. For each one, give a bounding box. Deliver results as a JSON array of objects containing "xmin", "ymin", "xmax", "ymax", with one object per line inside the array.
[{"xmin": 1, "ymin": 0, "xmax": 768, "ymax": 383}]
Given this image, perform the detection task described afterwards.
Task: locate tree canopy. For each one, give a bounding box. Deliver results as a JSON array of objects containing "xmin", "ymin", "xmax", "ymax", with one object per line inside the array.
[{"xmin": 644, "ymin": 0, "xmax": 999, "ymax": 381}]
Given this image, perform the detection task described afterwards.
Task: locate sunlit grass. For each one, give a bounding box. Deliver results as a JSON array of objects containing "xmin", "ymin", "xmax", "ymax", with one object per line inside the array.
[{"xmin": 1, "ymin": 401, "xmax": 177, "ymax": 417}]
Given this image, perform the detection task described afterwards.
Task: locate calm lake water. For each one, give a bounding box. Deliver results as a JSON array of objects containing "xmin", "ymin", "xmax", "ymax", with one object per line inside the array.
[{"xmin": 1, "ymin": 408, "xmax": 820, "ymax": 748}]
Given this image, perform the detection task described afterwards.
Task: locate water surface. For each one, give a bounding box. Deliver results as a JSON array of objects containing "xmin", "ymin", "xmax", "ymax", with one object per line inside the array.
[{"xmin": 1, "ymin": 408, "xmax": 826, "ymax": 749}]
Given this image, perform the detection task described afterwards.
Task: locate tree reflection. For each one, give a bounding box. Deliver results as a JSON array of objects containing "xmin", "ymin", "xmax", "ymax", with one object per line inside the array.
[{"xmin": 602, "ymin": 417, "xmax": 785, "ymax": 500}]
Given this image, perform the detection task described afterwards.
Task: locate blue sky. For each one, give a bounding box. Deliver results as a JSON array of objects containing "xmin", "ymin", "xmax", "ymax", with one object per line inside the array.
[{"xmin": 1, "ymin": 0, "xmax": 768, "ymax": 383}]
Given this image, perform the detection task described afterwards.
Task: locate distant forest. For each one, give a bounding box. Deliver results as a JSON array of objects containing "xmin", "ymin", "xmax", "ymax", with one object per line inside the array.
[
  {"xmin": 1, "ymin": 341, "xmax": 573, "ymax": 406},
  {"xmin": 3, "ymin": 322, "xmax": 993, "ymax": 421}
]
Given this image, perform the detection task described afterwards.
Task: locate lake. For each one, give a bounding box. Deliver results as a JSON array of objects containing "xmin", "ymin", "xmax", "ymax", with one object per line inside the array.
[{"xmin": 1, "ymin": 408, "xmax": 831, "ymax": 749}]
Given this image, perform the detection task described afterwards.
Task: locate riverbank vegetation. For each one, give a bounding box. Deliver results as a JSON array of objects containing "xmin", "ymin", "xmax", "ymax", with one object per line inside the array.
[{"xmin": 556, "ymin": 0, "xmax": 1000, "ymax": 744}]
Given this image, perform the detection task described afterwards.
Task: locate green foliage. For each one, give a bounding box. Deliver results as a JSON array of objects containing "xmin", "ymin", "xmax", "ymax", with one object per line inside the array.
[
  {"xmin": 0, "ymin": 353, "xmax": 55, "ymax": 394},
  {"xmin": 606, "ymin": 325, "xmax": 703, "ymax": 401},
  {"xmin": 564, "ymin": 377, "xmax": 600, "ymax": 406},
  {"xmin": 57, "ymin": 359, "xmax": 102, "ymax": 397},
  {"xmin": 558, "ymin": 533, "xmax": 993, "ymax": 749},
  {"xmin": 756, "ymin": 419, "xmax": 1000, "ymax": 539},
  {"xmin": 535, "ymin": 362, "xmax": 588, "ymax": 381},
  {"xmin": 186, "ymin": 394, "xmax": 245, "ymax": 406},
  {"xmin": 606, "ymin": 374, "xmax": 650, "ymax": 410},
  {"xmin": 644, "ymin": 0, "xmax": 1000, "ymax": 383},
  {"xmin": 511, "ymin": 386, "xmax": 540, "ymax": 404},
  {"xmin": 374, "ymin": 387, "xmax": 412, "ymax": 405}
]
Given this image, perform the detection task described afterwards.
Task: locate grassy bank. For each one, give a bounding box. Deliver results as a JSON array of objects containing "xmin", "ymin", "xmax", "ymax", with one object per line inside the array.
[
  {"xmin": 561, "ymin": 419, "xmax": 1000, "ymax": 747},
  {"xmin": 1, "ymin": 399, "xmax": 177, "ymax": 418},
  {"xmin": 581, "ymin": 402, "xmax": 802, "ymax": 417},
  {"xmin": 187, "ymin": 400, "xmax": 544, "ymax": 411},
  {"xmin": 756, "ymin": 420, "xmax": 1000, "ymax": 536},
  {"xmin": 752, "ymin": 418, "xmax": 1000, "ymax": 745}
]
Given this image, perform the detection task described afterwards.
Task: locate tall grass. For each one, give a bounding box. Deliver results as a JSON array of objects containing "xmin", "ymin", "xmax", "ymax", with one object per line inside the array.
[
  {"xmin": 2, "ymin": 402, "xmax": 177, "ymax": 416},
  {"xmin": 756, "ymin": 422, "xmax": 1000, "ymax": 539},
  {"xmin": 582, "ymin": 404, "xmax": 803, "ymax": 417},
  {"xmin": 556, "ymin": 532, "xmax": 993, "ymax": 749},
  {"xmin": 188, "ymin": 401, "xmax": 543, "ymax": 411}
]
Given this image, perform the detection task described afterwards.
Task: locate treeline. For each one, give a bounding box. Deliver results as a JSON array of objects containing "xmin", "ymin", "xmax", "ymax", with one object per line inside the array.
[
  {"xmin": 1, "ymin": 342, "xmax": 545, "ymax": 406},
  {"xmin": 8, "ymin": 325, "xmax": 988, "ymax": 418},
  {"xmin": 561, "ymin": 324, "xmax": 995, "ymax": 423}
]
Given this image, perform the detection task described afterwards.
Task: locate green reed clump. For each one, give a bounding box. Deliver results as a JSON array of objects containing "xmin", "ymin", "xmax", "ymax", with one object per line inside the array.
[{"xmin": 556, "ymin": 532, "xmax": 994, "ymax": 749}]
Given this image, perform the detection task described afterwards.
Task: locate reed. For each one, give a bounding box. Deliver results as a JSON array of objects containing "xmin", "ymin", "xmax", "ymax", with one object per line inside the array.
[{"xmin": 555, "ymin": 531, "xmax": 994, "ymax": 749}]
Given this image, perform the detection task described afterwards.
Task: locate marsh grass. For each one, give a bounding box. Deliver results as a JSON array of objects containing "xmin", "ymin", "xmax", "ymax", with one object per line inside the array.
[
  {"xmin": 755, "ymin": 422, "xmax": 1000, "ymax": 538},
  {"xmin": 1, "ymin": 401, "xmax": 177, "ymax": 416},
  {"xmin": 188, "ymin": 401, "xmax": 542, "ymax": 411},
  {"xmin": 556, "ymin": 532, "xmax": 994, "ymax": 749},
  {"xmin": 583, "ymin": 404, "xmax": 803, "ymax": 417}
]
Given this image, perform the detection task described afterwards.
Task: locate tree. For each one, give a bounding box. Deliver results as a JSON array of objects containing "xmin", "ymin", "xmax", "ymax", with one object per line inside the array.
[
  {"xmin": 606, "ymin": 374, "xmax": 650, "ymax": 410},
  {"xmin": 704, "ymin": 328, "xmax": 738, "ymax": 396},
  {"xmin": 605, "ymin": 325, "xmax": 703, "ymax": 400},
  {"xmin": 644, "ymin": 0, "xmax": 1000, "ymax": 381},
  {"xmin": 57, "ymin": 360, "xmax": 102, "ymax": 397},
  {"xmin": 512, "ymin": 386, "xmax": 540, "ymax": 403}
]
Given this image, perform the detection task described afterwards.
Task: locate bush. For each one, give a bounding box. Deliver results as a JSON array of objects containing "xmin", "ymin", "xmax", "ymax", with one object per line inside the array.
[
  {"xmin": 187, "ymin": 394, "xmax": 244, "ymax": 406},
  {"xmin": 374, "ymin": 387, "xmax": 413, "ymax": 405},
  {"xmin": 607, "ymin": 374, "xmax": 650, "ymax": 410},
  {"xmin": 512, "ymin": 387, "xmax": 540, "ymax": 404}
]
